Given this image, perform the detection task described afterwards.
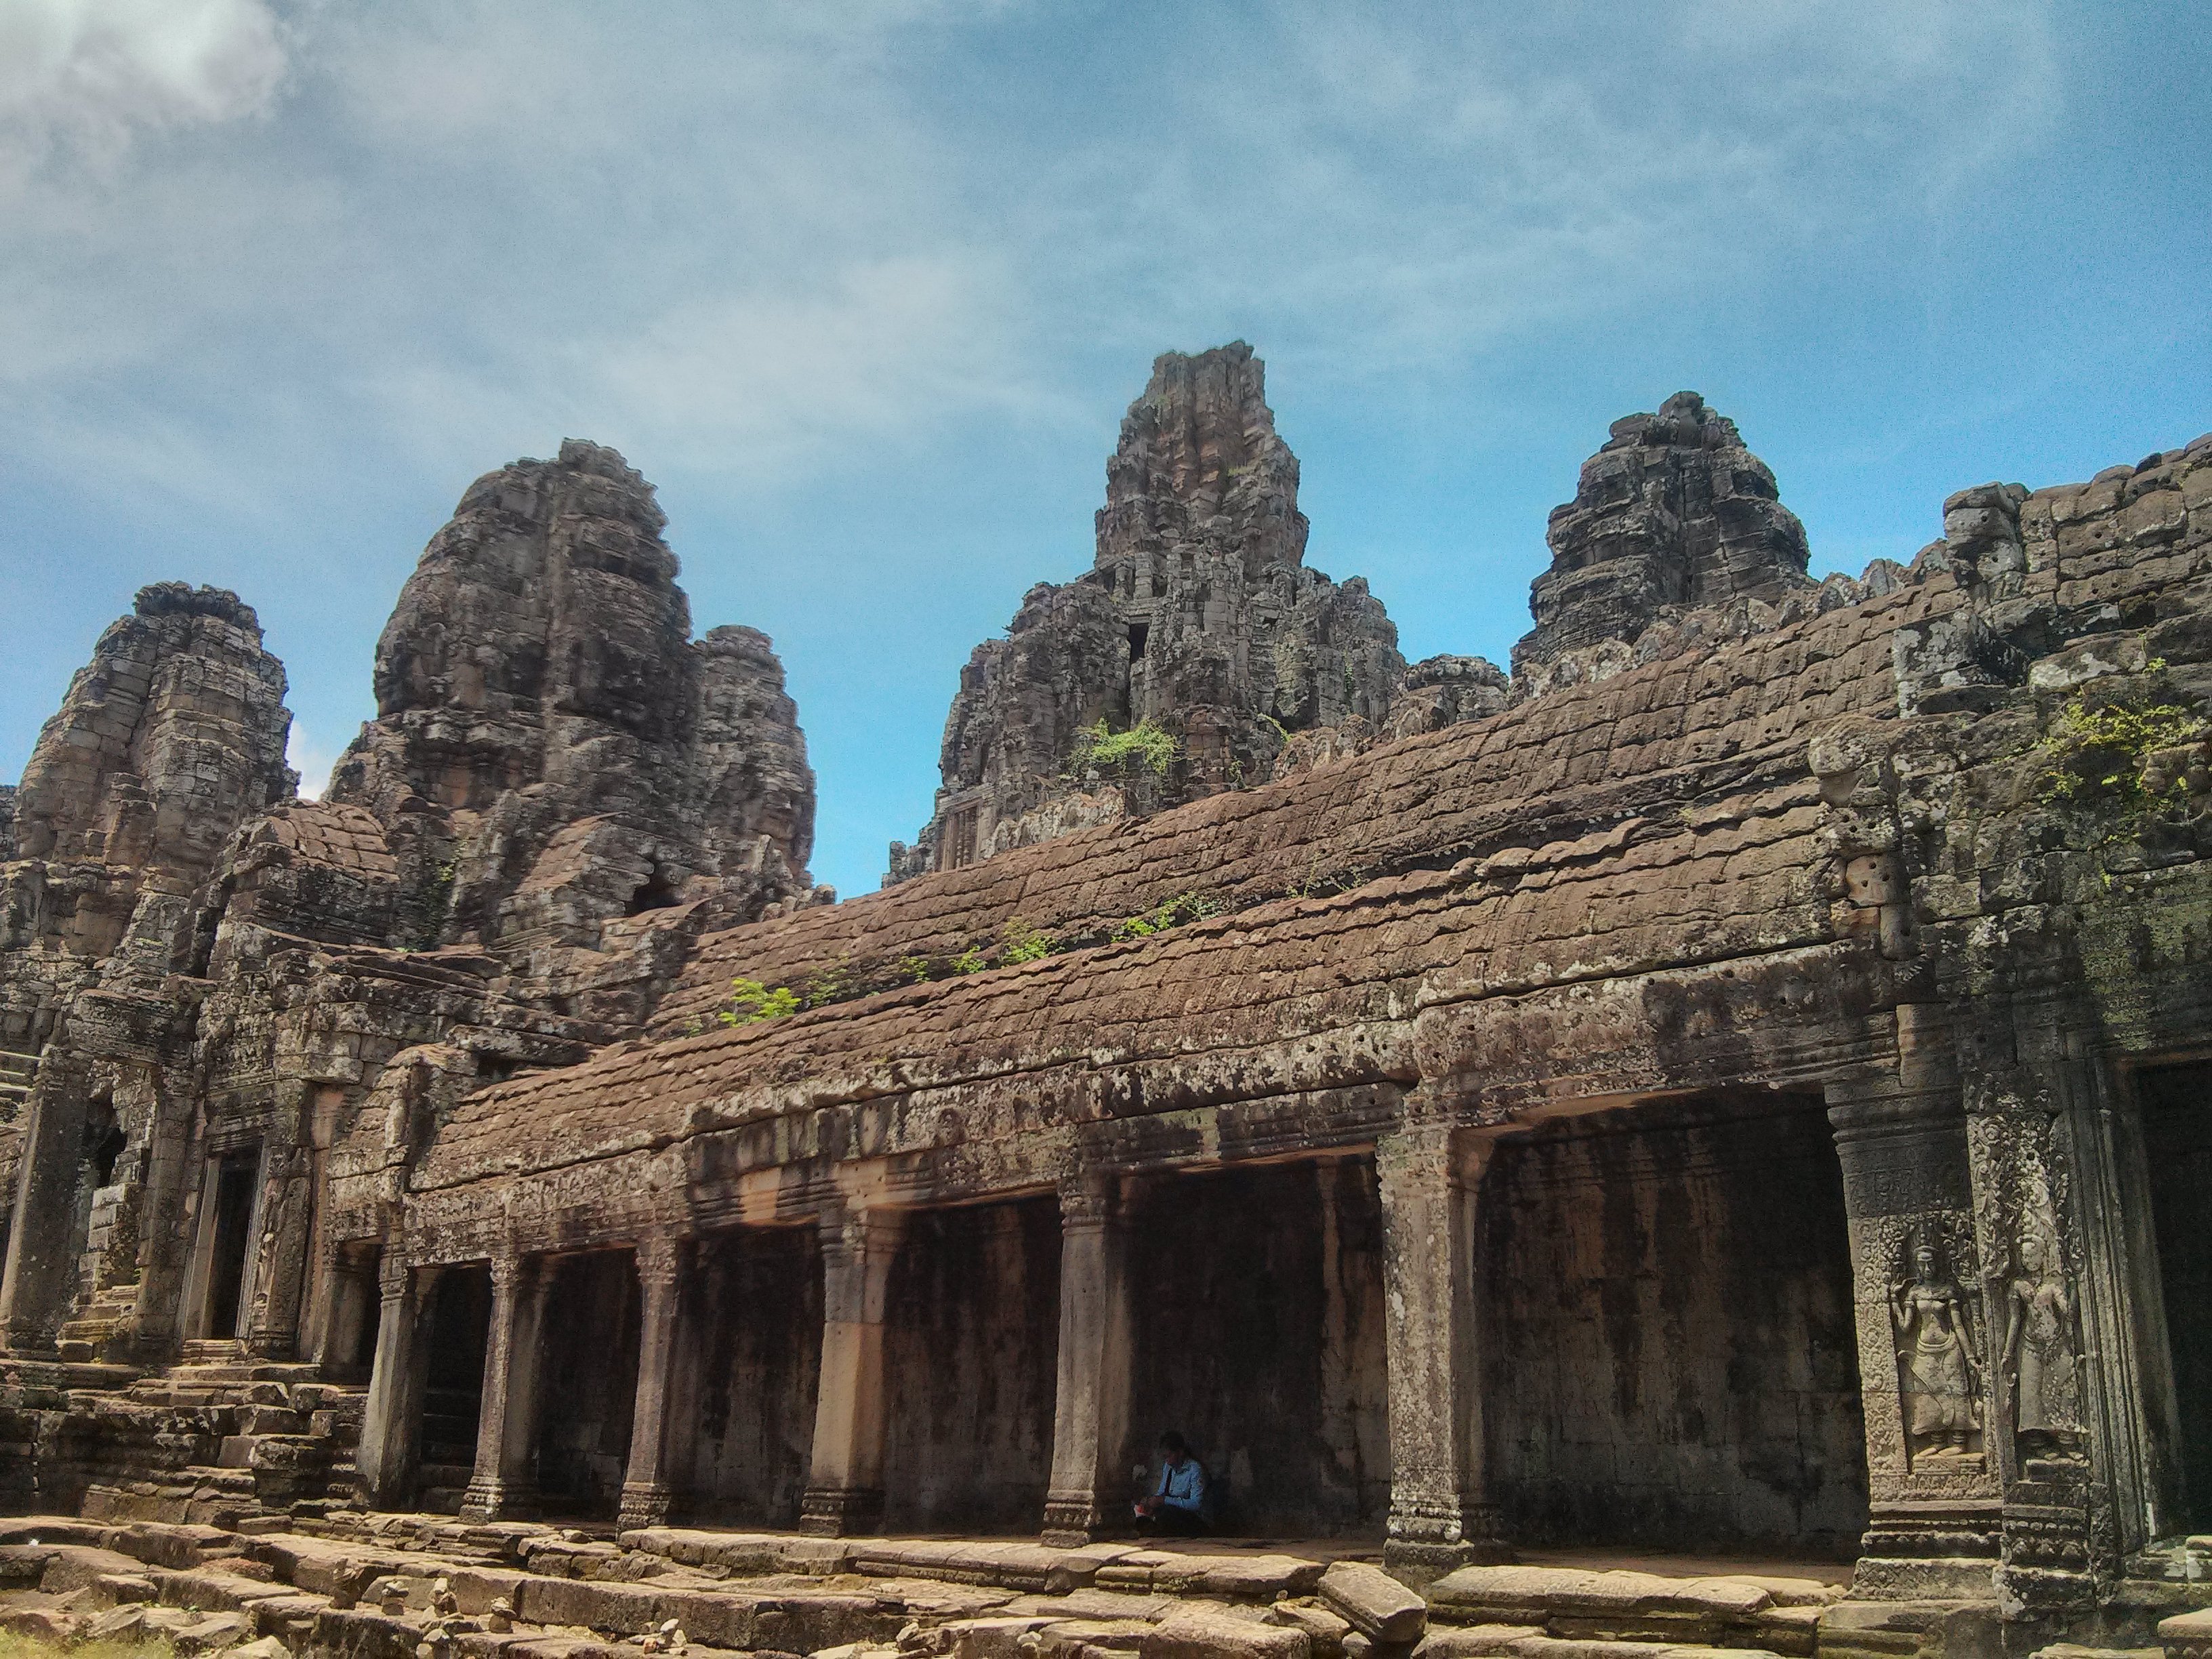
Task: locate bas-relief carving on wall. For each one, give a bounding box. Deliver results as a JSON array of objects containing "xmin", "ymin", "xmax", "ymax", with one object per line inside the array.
[
  {"xmin": 1889, "ymin": 1227, "xmax": 1986, "ymax": 1465},
  {"xmin": 1994, "ymin": 1145, "xmax": 2086, "ymax": 1462}
]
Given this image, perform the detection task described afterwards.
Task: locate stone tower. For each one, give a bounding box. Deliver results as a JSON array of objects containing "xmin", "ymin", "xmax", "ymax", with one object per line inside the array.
[
  {"xmin": 1515, "ymin": 391, "xmax": 1814, "ymax": 670},
  {"xmin": 891, "ymin": 343, "xmax": 1404, "ymax": 880},
  {"xmin": 327, "ymin": 439, "xmax": 817, "ymax": 949}
]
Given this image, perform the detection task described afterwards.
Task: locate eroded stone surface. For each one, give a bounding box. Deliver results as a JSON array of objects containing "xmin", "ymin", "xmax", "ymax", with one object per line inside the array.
[{"xmin": 894, "ymin": 344, "xmax": 1405, "ymax": 878}]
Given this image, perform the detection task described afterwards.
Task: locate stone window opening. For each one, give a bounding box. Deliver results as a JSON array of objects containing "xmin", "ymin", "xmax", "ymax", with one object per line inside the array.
[
  {"xmin": 1128, "ymin": 621, "xmax": 1149, "ymax": 662},
  {"xmin": 83, "ymin": 1105, "xmax": 125, "ymax": 1193},
  {"xmin": 415, "ymin": 1264, "xmax": 493, "ymax": 1509},
  {"xmin": 941, "ymin": 806, "xmax": 981, "ymax": 872},
  {"xmin": 1126, "ymin": 1159, "xmax": 1391, "ymax": 1538},
  {"xmin": 1480, "ymin": 1095, "xmax": 1868, "ymax": 1556},
  {"xmin": 626, "ymin": 867, "xmax": 681, "ymax": 916}
]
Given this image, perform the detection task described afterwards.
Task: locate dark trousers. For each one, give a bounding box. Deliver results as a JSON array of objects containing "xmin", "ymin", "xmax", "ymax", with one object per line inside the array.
[{"xmin": 1137, "ymin": 1504, "xmax": 1207, "ymax": 1536}]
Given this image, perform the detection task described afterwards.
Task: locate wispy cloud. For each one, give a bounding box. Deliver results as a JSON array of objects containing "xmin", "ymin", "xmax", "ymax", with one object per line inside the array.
[
  {"xmin": 0, "ymin": 0, "xmax": 2063, "ymax": 512},
  {"xmin": 0, "ymin": 0, "xmax": 287, "ymax": 184}
]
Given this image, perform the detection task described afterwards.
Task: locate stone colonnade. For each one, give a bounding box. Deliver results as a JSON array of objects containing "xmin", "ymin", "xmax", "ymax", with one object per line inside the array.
[
  {"xmin": 355, "ymin": 1130, "xmax": 1522, "ymax": 1558},
  {"xmin": 346, "ymin": 1043, "xmax": 2194, "ymax": 1599}
]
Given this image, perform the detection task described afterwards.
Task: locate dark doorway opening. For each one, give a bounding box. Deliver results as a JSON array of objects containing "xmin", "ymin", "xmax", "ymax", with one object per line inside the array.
[
  {"xmin": 1128, "ymin": 622, "xmax": 1149, "ymax": 661},
  {"xmin": 880, "ymin": 1197, "xmax": 1061, "ymax": 1533},
  {"xmin": 676, "ymin": 1226, "xmax": 822, "ymax": 1528},
  {"xmin": 417, "ymin": 1265, "xmax": 493, "ymax": 1510},
  {"xmin": 203, "ymin": 1155, "xmax": 261, "ymax": 1340},
  {"xmin": 1128, "ymin": 1159, "xmax": 1391, "ymax": 1536},
  {"xmin": 86, "ymin": 1115, "xmax": 125, "ymax": 1190},
  {"xmin": 2142, "ymin": 1063, "xmax": 2212, "ymax": 1530},
  {"xmin": 533, "ymin": 1251, "xmax": 643, "ymax": 1518},
  {"xmin": 1481, "ymin": 1097, "xmax": 1868, "ymax": 1556}
]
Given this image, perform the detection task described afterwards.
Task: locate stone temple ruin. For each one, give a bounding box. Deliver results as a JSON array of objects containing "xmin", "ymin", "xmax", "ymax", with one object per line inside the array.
[{"xmin": 1, "ymin": 347, "xmax": 2209, "ymax": 1659}]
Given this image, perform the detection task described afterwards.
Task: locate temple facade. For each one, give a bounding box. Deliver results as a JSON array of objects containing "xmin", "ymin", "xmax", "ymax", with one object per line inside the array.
[{"xmin": 2, "ymin": 356, "xmax": 2209, "ymax": 1658}]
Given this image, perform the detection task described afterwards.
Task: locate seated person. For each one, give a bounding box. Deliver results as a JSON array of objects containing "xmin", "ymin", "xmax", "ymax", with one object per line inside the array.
[{"xmin": 1134, "ymin": 1431, "xmax": 1208, "ymax": 1534}]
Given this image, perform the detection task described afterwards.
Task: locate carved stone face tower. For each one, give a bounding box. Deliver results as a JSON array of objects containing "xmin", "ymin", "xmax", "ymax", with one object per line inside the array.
[
  {"xmin": 1514, "ymin": 391, "xmax": 1814, "ymax": 670},
  {"xmin": 893, "ymin": 343, "xmax": 1404, "ymax": 881}
]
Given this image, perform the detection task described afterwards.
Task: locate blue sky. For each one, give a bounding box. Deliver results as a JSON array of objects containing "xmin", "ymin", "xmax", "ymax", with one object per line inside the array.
[{"xmin": 3, "ymin": 1, "xmax": 2206, "ymax": 899}]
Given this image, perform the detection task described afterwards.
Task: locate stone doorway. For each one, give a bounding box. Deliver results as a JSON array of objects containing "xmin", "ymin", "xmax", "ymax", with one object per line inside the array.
[
  {"xmin": 674, "ymin": 1225, "xmax": 822, "ymax": 1528},
  {"xmin": 2140, "ymin": 1063, "xmax": 2212, "ymax": 1530},
  {"xmin": 880, "ymin": 1197, "xmax": 1061, "ymax": 1534},
  {"xmin": 532, "ymin": 1250, "xmax": 643, "ymax": 1518},
  {"xmin": 416, "ymin": 1265, "xmax": 492, "ymax": 1510},
  {"xmin": 1479, "ymin": 1097, "xmax": 1868, "ymax": 1557},
  {"xmin": 197, "ymin": 1152, "xmax": 262, "ymax": 1340},
  {"xmin": 1126, "ymin": 1158, "xmax": 1391, "ymax": 1537}
]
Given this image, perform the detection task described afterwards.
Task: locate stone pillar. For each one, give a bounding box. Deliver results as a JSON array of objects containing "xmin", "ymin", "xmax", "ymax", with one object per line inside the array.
[
  {"xmin": 461, "ymin": 1252, "xmax": 552, "ymax": 1522},
  {"xmin": 308, "ymin": 1244, "xmax": 375, "ymax": 1378},
  {"xmin": 617, "ymin": 1235, "xmax": 687, "ymax": 1528},
  {"xmin": 1377, "ymin": 1122, "xmax": 1511, "ymax": 1575},
  {"xmin": 356, "ymin": 1258, "xmax": 438, "ymax": 1511},
  {"xmin": 1041, "ymin": 1173, "xmax": 1134, "ymax": 1544},
  {"xmin": 1828, "ymin": 1005, "xmax": 2003, "ymax": 1600},
  {"xmin": 1959, "ymin": 996, "xmax": 2171, "ymax": 1612},
  {"xmin": 800, "ymin": 1208, "xmax": 905, "ymax": 1536},
  {"xmin": 0, "ymin": 1064, "xmax": 92, "ymax": 1351}
]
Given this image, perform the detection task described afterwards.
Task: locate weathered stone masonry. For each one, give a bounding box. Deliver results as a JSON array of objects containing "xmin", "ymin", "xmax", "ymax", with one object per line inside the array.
[{"xmin": 3, "ymin": 350, "xmax": 2211, "ymax": 1659}]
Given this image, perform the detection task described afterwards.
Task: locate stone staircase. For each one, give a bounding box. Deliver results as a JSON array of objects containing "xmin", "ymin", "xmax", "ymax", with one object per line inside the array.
[
  {"xmin": 0, "ymin": 1048, "xmax": 38, "ymax": 1120},
  {"xmin": 415, "ymin": 1382, "xmax": 483, "ymax": 1515},
  {"xmin": 77, "ymin": 1357, "xmax": 368, "ymax": 1527},
  {"xmin": 54, "ymin": 1284, "xmax": 142, "ymax": 1364}
]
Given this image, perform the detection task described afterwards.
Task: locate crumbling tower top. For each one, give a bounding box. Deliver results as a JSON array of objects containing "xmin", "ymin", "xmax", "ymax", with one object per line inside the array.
[{"xmin": 1515, "ymin": 390, "xmax": 1813, "ymax": 670}]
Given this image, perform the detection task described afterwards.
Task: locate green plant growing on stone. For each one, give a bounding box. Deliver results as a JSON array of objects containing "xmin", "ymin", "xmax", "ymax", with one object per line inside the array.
[
  {"xmin": 2032, "ymin": 694, "xmax": 2205, "ymax": 836},
  {"xmin": 998, "ymin": 917, "xmax": 1054, "ymax": 964},
  {"xmin": 950, "ymin": 944, "xmax": 987, "ymax": 975},
  {"xmin": 800, "ymin": 958, "xmax": 851, "ymax": 1008},
  {"xmin": 719, "ymin": 976, "xmax": 801, "ymax": 1025},
  {"xmin": 1069, "ymin": 716, "xmax": 1179, "ymax": 778},
  {"xmin": 1109, "ymin": 890, "xmax": 1219, "ymax": 942},
  {"xmin": 899, "ymin": 954, "xmax": 934, "ymax": 983}
]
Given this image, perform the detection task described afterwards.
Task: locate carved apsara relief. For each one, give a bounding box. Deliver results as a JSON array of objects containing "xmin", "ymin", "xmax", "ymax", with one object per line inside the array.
[{"xmin": 1888, "ymin": 1224, "xmax": 1986, "ymax": 1464}]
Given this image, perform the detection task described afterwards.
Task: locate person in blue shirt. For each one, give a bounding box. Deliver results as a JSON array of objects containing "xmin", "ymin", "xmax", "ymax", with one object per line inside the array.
[{"xmin": 1134, "ymin": 1431, "xmax": 1208, "ymax": 1534}]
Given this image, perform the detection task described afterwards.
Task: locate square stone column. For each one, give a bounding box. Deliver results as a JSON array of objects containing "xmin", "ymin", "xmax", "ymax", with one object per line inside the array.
[
  {"xmin": 1957, "ymin": 1000, "xmax": 2173, "ymax": 1611},
  {"xmin": 1041, "ymin": 1173, "xmax": 1134, "ymax": 1544},
  {"xmin": 1377, "ymin": 1123, "xmax": 1511, "ymax": 1576},
  {"xmin": 461, "ymin": 1251, "xmax": 552, "ymax": 1521},
  {"xmin": 617, "ymin": 1235, "xmax": 688, "ymax": 1528},
  {"xmin": 1827, "ymin": 1009, "xmax": 2004, "ymax": 1600},
  {"xmin": 800, "ymin": 1208, "xmax": 905, "ymax": 1536},
  {"xmin": 356, "ymin": 1259, "xmax": 438, "ymax": 1511}
]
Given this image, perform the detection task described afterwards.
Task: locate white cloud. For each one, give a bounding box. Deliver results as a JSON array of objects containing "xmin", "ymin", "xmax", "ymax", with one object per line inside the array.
[
  {"xmin": 0, "ymin": 0, "xmax": 287, "ymax": 181},
  {"xmin": 0, "ymin": 0, "xmax": 2066, "ymax": 514},
  {"xmin": 285, "ymin": 720, "xmax": 336, "ymax": 801}
]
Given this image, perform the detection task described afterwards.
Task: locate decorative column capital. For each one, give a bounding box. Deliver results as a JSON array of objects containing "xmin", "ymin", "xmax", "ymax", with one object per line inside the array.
[
  {"xmin": 1377, "ymin": 1124, "xmax": 1494, "ymax": 1196},
  {"xmin": 1056, "ymin": 1170, "xmax": 1128, "ymax": 1232},
  {"xmin": 489, "ymin": 1248, "xmax": 533, "ymax": 1298},
  {"xmin": 376, "ymin": 1253, "xmax": 413, "ymax": 1302},
  {"xmin": 635, "ymin": 1233, "xmax": 684, "ymax": 1292}
]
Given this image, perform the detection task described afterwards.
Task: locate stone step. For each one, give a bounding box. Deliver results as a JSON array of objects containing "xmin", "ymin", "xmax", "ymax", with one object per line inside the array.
[
  {"xmin": 1425, "ymin": 1566, "xmax": 1837, "ymax": 1658},
  {"xmin": 1417, "ymin": 1629, "xmax": 1786, "ymax": 1659}
]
